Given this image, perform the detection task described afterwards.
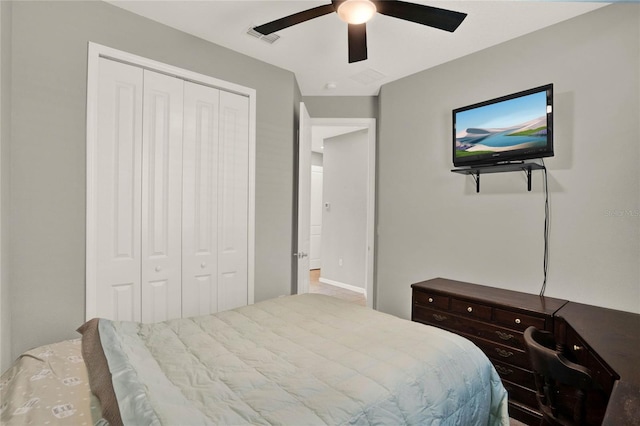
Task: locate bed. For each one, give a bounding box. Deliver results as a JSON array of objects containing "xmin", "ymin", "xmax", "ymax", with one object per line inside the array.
[
  {"xmin": 0, "ymin": 338, "xmax": 104, "ymax": 425},
  {"xmin": 2, "ymin": 294, "xmax": 509, "ymax": 425}
]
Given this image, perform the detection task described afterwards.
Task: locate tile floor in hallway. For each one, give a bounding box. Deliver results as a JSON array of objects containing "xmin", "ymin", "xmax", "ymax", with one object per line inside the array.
[{"xmin": 308, "ymin": 269, "xmax": 366, "ymax": 306}]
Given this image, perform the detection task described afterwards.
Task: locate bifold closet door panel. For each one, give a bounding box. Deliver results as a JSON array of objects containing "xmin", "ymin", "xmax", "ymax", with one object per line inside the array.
[
  {"xmin": 218, "ymin": 91, "xmax": 250, "ymax": 312},
  {"xmin": 92, "ymin": 55, "xmax": 251, "ymax": 322},
  {"xmin": 140, "ymin": 70, "xmax": 184, "ymax": 323},
  {"xmin": 182, "ymin": 82, "xmax": 220, "ymax": 317},
  {"xmin": 95, "ymin": 58, "xmax": 144, "ymax": 322}
]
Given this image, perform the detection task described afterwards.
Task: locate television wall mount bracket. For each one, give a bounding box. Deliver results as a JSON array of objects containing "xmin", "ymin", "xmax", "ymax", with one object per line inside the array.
[{"xmin": 452, "ymin": 162, "xmax": 545, "ymax": 193}]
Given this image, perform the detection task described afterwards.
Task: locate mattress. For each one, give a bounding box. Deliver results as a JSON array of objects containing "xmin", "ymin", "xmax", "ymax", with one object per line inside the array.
[
  {"xmin": 80, "ymin": 293, "xmax": 509, "ymax": 425},
  {"xmin": 0, "ymin": 339, "xmax": 103, "ymax": 425}
]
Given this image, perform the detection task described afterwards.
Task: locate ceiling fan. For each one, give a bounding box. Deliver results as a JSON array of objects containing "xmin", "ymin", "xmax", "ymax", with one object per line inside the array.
[{"xmin": 253, "ymin": 0, "xmax": 467, "ymax": 63}]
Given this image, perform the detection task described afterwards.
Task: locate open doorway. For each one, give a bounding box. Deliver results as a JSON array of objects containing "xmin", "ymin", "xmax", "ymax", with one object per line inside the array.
[
  {"xmin": 296, "ymin": 107, "xmax": 376, "ymax": 308},
  {"xmin": 309, "ymin": 269, "xmax": 366, "ymax": 306}
]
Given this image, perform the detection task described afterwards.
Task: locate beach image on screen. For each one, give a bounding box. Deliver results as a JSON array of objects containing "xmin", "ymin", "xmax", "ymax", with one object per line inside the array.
[{"xmin": 455, "ymin": 91, "xmax": 548, "ymax": 159}]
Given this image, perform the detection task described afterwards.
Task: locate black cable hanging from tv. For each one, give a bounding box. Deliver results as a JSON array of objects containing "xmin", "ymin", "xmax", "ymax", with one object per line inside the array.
[{"xmin": 539, "ymin": 159, "xmax": 550, "ymax": 296}]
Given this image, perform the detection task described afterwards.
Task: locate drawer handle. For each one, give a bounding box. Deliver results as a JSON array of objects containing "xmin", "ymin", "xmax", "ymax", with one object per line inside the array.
[
  {"xmin": 428, "ymin": 297, "xmax": 434, "ymax": 303},
  {"xmin": 573, "ymin": 345, "xmax": 583, "ymax": 351},
  {"xmin": 432, "ymin": 314, "xmax": 448, "ymax": 322},
  {"xmin": 495, "ymin": 348, "xmax": 514, "ymax": 358},
  {"xmin": 514, "ymin": 318, "xmax": 521, "ymax": 324},
  {"xmin": 467, "ymin": 306, "xmax": 473, "ymax": 313},
  {"xmin": 494, "ymin": 365, "xmax": 514, "ymax": 376},
  {"xmin": 495, "ymin": 331, "xmax": 514, "ymax": 341}
]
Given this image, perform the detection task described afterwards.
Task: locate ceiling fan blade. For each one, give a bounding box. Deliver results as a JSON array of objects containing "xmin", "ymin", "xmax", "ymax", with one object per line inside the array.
[
  {"xmin": 375, "ymin": 1, "xmax": 467, "ymax": 32},
  {"xmin": 254, "ymin": 4, "xmax": 336, "ymax": 35},
  {"xmin": 348, "ymin": 23, "xmax": 368, "ymax": 63}
]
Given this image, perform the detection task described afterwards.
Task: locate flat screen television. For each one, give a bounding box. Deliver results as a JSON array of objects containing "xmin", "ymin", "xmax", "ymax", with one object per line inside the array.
[{"xmin": 453, "ymin": 84, "xmax": 554, "ymax": 167}]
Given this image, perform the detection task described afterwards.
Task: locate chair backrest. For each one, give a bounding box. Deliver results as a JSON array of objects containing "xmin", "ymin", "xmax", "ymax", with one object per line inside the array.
[{"xmin": 523, "ymin": 326, "xmax": 593, "ymax": 426}]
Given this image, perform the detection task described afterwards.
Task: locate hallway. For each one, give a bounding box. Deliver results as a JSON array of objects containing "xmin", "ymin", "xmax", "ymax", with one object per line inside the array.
[{"xmin": 308, "ymin": 269, "xmax": 366, "ymax": 306}]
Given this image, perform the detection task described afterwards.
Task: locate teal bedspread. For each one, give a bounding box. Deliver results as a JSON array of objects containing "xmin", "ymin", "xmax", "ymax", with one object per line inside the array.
[{"xmin": 86, "ymin": 294, "xmax": 509, "ymax": 425}]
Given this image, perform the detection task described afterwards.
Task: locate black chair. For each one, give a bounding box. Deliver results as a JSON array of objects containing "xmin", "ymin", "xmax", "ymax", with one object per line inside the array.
[{"xmin": 523, "ymin": 326, "xmax": 593, "ymax": 426}]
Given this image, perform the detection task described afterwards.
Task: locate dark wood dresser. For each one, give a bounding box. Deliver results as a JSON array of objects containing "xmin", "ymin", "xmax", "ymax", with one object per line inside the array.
[
  {"xmin": 411, "ymin": 277, "xmax": 568, "ymax": 424},
  {"xmin": 411, "ymin": 278, "xmax": 640, "ymax": 426}
]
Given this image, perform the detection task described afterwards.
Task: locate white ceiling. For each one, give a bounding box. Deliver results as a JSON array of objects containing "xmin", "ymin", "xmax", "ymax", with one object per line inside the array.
[{"xmin": 105, "ymin": 0, "xmax": 608, "ymax": 96}]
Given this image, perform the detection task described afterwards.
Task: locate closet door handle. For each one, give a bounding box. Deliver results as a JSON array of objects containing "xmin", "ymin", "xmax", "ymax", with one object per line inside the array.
[{"xmin": 155, "ymin": 266, "xmax": 161, "ymax": 272}]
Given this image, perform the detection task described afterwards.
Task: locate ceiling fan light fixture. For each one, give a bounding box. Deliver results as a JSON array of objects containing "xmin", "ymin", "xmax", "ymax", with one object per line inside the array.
[{"xmin": 337, "ymin": 0, "xmax": 377, "ymax": 25}]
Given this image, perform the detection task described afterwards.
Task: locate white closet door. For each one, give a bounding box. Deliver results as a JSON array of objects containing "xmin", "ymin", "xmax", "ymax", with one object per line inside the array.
[
  {"xmin": 182, "ymin": 82, "xmax": 220, "ymax": 317},
  {"xmin": 140, "ymin": 70, "xmax": 184, "ymax": 323},
  {"xmin": 218, "ymin": 91, "xmax": 249, "ymax": 311},
  {"xmin": 90, "ymin": 53, "xmax": 251, "ymax": 322},
  {"xmin": 95, "ymin": 58, "xmax": 143, "ymax": 322}
]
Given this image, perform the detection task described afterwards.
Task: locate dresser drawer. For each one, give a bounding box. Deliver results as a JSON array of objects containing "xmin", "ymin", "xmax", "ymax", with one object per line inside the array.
[
  {"xmin": 468, "ymin": 335, "xmax": 531, "ymax": 370},
  {"xmin": 502, "ymin": 379, "xmax": 538, "ymax": 410},
  {"xmin": 491, "ymin": 358, "xmax": 535, "ymax": 390},
  {"xmin": 414, "ymin": 306, "xmax": 527, "ymax": 350},
  {"xmin": 488, "ymin": 327, "xmax": 525, "ymax": 350},
  {"xmin": 494, "ymin": 308, "xmax": 546, "ymax": 331},
  {"xmin": 412, "ymin": 305, "xmax": 455, "ymax": 327},
  {"xmin": 413, "ymin": 290, "xmax": 449, "ymax": 310},
  {"xmin": 460, "ymin": 318, "xmax": 526, "ymax": 349},
  {"xmin": 508, "ymin": 401, "xmax": 542, "ymax": 426},
  {"xmin": 450, "ymin": 298, "xmax": 492, "ymax": 321}
]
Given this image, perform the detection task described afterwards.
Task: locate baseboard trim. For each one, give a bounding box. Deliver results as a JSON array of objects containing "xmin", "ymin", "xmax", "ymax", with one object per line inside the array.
[{"xmin": 319, "ymin": 277, "xmax": 366, "ymax": 296}]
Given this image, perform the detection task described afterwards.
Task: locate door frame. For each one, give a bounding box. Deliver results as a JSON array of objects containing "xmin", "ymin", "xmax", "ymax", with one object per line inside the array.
[
  {"xmin": 298, "ymin": 117, "xmax": 376, "ymax": 308},
  {"xmin": 85, "ymin": 42, "xmax": 256, "ymax": 320},
  {"xmin": 296, "ymin": 103, "xmax": 312, "ymax": 295}
]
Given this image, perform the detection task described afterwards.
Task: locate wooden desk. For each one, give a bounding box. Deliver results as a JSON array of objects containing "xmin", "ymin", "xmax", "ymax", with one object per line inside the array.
[{"xmin": 555, "ymin": 301, "xmax": 640, "ymax": 426}]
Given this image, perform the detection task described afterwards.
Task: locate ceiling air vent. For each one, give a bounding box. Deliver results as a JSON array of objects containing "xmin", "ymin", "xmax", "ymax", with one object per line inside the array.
[
  {"xmin": 349, "ymin": 68, "xmax": 386, "ymax": 86},
  {"xmin": 247, "ymin": 27, "xmax": 280, "ymax": 44}
]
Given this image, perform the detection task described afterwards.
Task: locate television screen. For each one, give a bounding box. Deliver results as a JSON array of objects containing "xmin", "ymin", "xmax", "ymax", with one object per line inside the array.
[{"xmin": 453, "ymin": 84, "xmax": 553, "ymax": 167}]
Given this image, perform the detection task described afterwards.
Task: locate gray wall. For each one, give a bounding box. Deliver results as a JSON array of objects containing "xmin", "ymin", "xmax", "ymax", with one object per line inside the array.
[
  {"xmin": 303, "ymin": 96, "xmax": 378, "ymax": 119},
  {"xmin": 5, "ymin": 0, "xmax": 297, "ymax": 362},
  {"xmin": 1, "ymin": 0, "xmax": 12, "ymax": 374},
  {"xmin": 376, "ymin": 4, "xmax": 640, "ymax": 319},
  {"xmin": 311, "ymin": 152, "xmax": 323, "ymax": 167},
  {"xmin": 321, "ymin": 130, "xmax": 368, "ymax": 290}
]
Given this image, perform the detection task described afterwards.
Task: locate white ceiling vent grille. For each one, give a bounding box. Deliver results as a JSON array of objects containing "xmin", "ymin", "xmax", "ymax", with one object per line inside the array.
[
  {"xmin": 349, "ymin": 68, "xmax": 386, "ymax": 86},
  {"xmin": 247, "ymin": 27, "xmax": 280, "ymax": 44}
]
